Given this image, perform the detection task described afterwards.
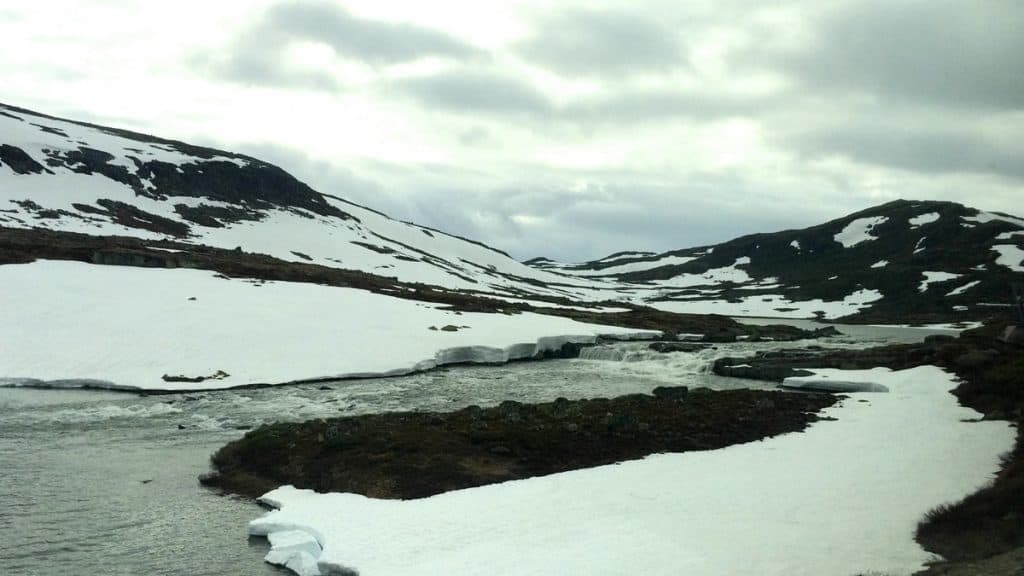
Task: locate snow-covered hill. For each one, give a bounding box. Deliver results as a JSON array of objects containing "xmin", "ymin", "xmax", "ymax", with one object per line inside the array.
[{"xmin": 0, "ymin": 103, "xmax": 619, "ymax": 304}]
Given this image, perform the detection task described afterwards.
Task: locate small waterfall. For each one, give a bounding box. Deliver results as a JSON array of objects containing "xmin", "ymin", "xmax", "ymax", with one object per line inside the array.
[
  {"xmin": 578, "ymin": 345, "xmax": 626, "ymax": 361},
  {"xmin": 578, "ymin": 345, "xmax": 663, "ymax": 362}
]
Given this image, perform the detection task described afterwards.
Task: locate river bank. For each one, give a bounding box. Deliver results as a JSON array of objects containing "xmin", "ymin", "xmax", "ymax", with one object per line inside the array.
[
  {"xmin": 201, "ymin": 386, "xmax": 837, "ymax": 500},
  {"xmin": 712, "ymin": 322, "xmax": 1023, "ymax": 574}
]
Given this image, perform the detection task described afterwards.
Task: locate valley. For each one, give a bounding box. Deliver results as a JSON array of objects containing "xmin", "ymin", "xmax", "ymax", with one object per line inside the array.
[{"xmin": 1, "ymin": 102, "xmax": 1021, "ymax": 576}]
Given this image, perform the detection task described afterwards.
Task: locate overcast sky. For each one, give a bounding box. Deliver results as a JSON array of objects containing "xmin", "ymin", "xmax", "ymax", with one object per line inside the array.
[{"xmin": 2, "ymin": 0, "xmax": 1021, "ymax": 261}]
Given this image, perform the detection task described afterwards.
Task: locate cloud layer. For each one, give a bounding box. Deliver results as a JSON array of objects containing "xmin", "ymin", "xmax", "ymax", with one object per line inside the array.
[{"xmin": 1, "ymin": 0, "xmax": 1020, "ymax": 261}]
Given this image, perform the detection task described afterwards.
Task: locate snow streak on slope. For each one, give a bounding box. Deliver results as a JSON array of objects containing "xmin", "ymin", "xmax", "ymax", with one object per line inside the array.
[
  {"xmin": 0, "ymin": 261, "xmax": 651, "ymax": 391},
  {"xmin": 249, "ymin": 366, "xmax": 1014, "ymax": 576},
  {"xmin": 654, "ymin": 289, "xmax": 883, "ymax": 320}
]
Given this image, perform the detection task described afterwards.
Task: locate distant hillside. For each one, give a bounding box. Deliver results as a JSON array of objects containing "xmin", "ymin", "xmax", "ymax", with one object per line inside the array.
[
  {"xmin": 533, "ymin": 200, "xmax": 1024, "ymax": 324},
  {"xmin": 0, "ymin": 102, "xmax": 612, "ymax": 304},
  {"xmin": 2, "ymin": 102, "xmax": 1020, "ymax": 324}
]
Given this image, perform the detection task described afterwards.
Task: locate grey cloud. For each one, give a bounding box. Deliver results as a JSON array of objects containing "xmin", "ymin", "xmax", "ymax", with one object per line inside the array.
[
  {"xmin": 388, "ymin": 71, "xmax": 765, "ymax": 124},
  {"xmin": 788, "ymin": 126, "xmax": 1024, "ymax": 181},
  {"xmin": 262, "ymin": 2, "xmax": 477, "ymax": 64},
  {"xmin": 403, "ymin": 178, "xmax": 836, "ymax": 261},
  {"xmin": 517, "ymin": 8, "xmax": 685, "ymax": 77},
  {"xmin": 388, "ymin": 70, "xmax": 552, "ymax": 114},
  {"xmin": 203, "ymin": 1, "xmax": 479, "ymax": 88},
  {"xmin": 775, "ymin": 0, "xmax": 1024, "ymax": 110},
  {"xmin": 565, "ymin": 88, "xmax": 774, "ymax": 124}
]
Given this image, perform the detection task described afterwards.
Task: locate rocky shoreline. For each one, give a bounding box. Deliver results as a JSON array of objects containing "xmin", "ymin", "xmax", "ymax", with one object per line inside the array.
[{"xmin": 201, "ymin": 386, "xmax": 837, "ymax": 500}]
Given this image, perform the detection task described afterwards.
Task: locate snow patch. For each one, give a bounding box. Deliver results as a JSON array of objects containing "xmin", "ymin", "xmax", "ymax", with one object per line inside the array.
[
  {"xmin": 909, "ymin": 212, "xmax": 939, "ymax": 228},
  {"xmin": 870, "ymin": 260, "xmax": 888, "ymax": 269},
  {"xmin": 992, "ymin": 244, "xmax": 1024, "ymax": 272},
  {"xmin": 963, "ymin": 211, "xmax": 1024, "ymax": 229},
  {"xmin": 919, "ymin": 271, "xmax": 961, "ymax": 293},
  {"xmin": 834, "ymin": 216, "xmax": 887, "ymax": 247}
]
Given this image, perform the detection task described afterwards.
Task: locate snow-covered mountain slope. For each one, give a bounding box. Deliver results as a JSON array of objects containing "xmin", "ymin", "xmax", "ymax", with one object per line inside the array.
[
  {"xmin": 535, "ymin": 200, "xmax": 1024, "ymax": 323},
  {"xmin": 0, "ymin": 103, "xmax": 614, "ymax": 303},
  {"xmin": 2, "ymin": 103, "xmax": 1020, "ymax": 324}
]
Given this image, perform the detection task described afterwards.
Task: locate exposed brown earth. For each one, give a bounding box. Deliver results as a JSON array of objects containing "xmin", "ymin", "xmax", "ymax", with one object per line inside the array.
[{"xmin": 200, "ymin": 387, "xmax": 837, "ymax": 500}]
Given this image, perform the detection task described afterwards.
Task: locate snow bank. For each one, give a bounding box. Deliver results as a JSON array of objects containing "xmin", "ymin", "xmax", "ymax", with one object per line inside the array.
[
  {"xmin": 248, "ymin": 366, "xmax": 1014, "ymax": 576},
  {"xmin": 0, "ymin": 261, "xmax": 652, "ymax": 391}
]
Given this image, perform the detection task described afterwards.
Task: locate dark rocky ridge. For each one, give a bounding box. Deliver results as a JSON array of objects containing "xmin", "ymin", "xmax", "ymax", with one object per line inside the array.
[
  {"xmin": 538, "ymin": 200, "xmax": 1024, "ymax": 324},
  {"xmin": 200, "ymin": 387, "xmax": 837, "ymax": 500}
]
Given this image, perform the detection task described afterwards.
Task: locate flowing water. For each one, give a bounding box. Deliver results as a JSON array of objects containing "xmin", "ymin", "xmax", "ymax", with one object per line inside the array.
[{"xmin": 0, "ymin": 325, "xmax": 956, "ymax": 575}]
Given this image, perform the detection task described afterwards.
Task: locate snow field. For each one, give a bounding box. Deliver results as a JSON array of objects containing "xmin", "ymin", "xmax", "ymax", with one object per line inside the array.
[
  {"xmin": 249, "ymin": 366, "xmax": 1015, "ymax": 576},
  {"xmin": 0, "ymin": 260, "xmax": 652, "ymax": 390}
]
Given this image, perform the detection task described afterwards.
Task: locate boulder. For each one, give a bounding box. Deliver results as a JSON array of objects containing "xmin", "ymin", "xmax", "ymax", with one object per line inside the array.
[{"xmin": 649, "ymin": 342, "xmax": 710, "ymax": 353}]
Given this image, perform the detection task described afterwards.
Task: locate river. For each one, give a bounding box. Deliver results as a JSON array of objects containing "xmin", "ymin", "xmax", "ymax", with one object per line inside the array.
[{"xmin": 0, "ymin": 324, "xmax": 955, "ymax": 575}]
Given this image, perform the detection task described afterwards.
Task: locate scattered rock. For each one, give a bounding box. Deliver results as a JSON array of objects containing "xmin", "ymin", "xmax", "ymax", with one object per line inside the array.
[
  {"xmin": 162, "ymin": 370, "xmax": 230, "ymax": 383},
  {"xmin": 651, "ymin": 386, "xmax": 689, "ymax": 401},
  {"xmin": 649, "ymin": 342, "xmax": 709, "ymax": 353}
]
